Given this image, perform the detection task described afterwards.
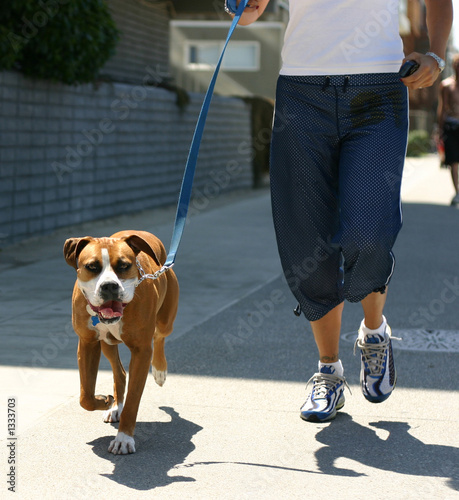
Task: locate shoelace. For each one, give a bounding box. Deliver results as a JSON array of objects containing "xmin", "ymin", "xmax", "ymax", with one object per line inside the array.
[
  {"xmin": 306, "ymin": 373, "xmax": 351, "ymax": 399},
  {"xmin": 354, "ymin": 335, "xmax": 401, "ymax": 375}
]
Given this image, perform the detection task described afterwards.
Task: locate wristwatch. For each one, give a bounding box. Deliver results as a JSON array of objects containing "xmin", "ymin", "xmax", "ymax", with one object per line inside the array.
[{"xmin": 426, "ymin": 52, "xmax": 445, "ymax": 72}]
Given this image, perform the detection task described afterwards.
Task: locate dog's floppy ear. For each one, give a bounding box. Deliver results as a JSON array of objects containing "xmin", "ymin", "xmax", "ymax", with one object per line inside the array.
[
  {"xmin": 122, "ymin": 234, "xmax": 163, "ymax": 267},
  {"xmin": 63, "ymin": 237, "xmax": 94, "ymax": 269}
]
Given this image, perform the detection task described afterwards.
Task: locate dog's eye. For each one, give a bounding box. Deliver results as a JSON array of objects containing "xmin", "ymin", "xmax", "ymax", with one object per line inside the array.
[
  {"xmin": 117, "ymin": 261, "xmax": 132, "ymax": 272},
  {"xmin": 85, "ymin": 262, "xmax": 101, "ymax": 273}
]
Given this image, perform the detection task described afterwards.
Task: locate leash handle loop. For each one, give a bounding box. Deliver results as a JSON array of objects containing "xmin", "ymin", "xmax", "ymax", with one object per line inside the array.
[{"xmin": 162, "ymin": 0, "xmax": 249, "ymax": 271}]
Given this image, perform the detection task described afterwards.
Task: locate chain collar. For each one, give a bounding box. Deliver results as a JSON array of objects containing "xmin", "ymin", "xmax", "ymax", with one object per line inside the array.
[{"xmin": 135, "ymin": 258, "xmax": 172, "ymax": 287}]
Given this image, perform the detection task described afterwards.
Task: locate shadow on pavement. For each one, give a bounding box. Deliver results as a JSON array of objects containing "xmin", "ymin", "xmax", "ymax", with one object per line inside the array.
[
  {"xmin": 315, "ymin": 413, "xmax": 459, "ymax": 491},
  {"xmin": 133, "ymin": 411, "xmax": 459, "ymax": 495},
  {"xmin": 175, "ymin": 460, "xmax": 323, "ymax": 477},
  {"xmin": 88, "ymin": 406, "xmax": 203, "ymax": 491}
]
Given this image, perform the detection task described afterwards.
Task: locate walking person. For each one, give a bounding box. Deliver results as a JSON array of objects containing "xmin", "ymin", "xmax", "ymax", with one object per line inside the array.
[
  {"xmin": 438, "ymin": 53, "xmax": 459, "ymax": 206},
  {"xmin": 229, "ymin": 0, "xmax": 452, "ymax": 421}
]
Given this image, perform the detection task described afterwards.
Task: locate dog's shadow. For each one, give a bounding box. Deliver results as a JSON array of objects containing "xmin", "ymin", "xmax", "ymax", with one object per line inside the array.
[{"xmin": 88, "ymin": 406, "xmax": 203, "ymax": 490}]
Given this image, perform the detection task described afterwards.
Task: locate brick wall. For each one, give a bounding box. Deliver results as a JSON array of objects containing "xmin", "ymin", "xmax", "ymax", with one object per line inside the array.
[{"xmin": 0, "ymin": 70, "xmax": 253, "ymax": 245}]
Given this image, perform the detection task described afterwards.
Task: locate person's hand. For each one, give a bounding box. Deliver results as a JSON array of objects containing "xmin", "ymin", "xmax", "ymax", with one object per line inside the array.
[
  {"xmin": 227, "ymin": 0, "xmax": 259, "ymax": 16},
  {"xmin": 400, "ymin": 52, "xmax": 443, "ymax": 90},
  {"xmin": 237, "ymin": 0, "xmax": 260, "ymax": 10},
  {"xmin": 231, "ymin": 0, "xmax": 265, "ymax": 25}
]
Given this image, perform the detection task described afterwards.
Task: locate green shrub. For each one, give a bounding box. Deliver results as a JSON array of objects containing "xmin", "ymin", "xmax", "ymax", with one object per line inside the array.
[
  {"xmin": 0, "ymin": 0, "xmax": 119, "ymax": 85},
  {"xmin": 406, "ymin": 129, "xmax": 431, "ymax": 157}
]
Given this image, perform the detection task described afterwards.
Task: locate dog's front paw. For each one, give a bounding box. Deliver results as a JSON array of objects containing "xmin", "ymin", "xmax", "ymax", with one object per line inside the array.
[
  {"xmin": 103, "ymin": 403, "xmax": 124, "ymax": 423},
  {"xmin": 152, "ymin": 367, "xmax": 167, "ymax": 387},
  {"xmin": 108, "ymin": 432, "xmax": 136, "ymax": 455}
]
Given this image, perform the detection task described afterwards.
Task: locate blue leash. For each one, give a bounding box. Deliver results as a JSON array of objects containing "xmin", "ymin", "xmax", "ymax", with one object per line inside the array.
[{"xmin": 156, "ymin": 0, "xmax": 249, "ymax": 275}]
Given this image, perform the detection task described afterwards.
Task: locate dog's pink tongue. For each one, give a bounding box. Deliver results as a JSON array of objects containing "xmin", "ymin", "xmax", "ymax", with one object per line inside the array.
[{"xmin": 100, "ymin": 301, "xmax": 124, "ymax": 319}]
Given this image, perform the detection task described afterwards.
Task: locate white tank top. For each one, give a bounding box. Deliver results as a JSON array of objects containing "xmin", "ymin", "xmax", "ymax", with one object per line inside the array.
[{"xmin": 280, "ymin": 0, "xmax": 404, "ymax": 75}]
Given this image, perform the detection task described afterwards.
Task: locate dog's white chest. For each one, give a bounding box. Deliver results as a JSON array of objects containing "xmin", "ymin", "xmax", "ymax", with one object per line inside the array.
[
  {"xmin": 87, "ymin": 305, "xmax": 123, "ymax": 344},
  {"xmin": 97, "ymin": 321, "xmax": 123, "ymax": 344}
]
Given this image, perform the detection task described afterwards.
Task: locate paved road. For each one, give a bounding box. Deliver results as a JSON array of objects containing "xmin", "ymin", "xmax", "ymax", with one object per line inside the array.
[{"xmin": 1, "ymin": 155, "xmax": 458, "ymax": 499}]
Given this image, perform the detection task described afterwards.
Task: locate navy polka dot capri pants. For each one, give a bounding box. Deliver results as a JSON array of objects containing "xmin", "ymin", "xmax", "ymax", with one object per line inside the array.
[{"xmin": 270, "ymin": 73, "xmax": 409, "ymax": 322}]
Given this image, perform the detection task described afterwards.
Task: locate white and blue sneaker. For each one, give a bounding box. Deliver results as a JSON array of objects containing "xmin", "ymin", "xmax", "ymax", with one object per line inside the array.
[
  {"xmin": 300, "ymin": 364, "xmax": 348, "ymax": 422},
  {"xmin": 356, "ymin": 318, "xmax": 397, "ymax": 403}
]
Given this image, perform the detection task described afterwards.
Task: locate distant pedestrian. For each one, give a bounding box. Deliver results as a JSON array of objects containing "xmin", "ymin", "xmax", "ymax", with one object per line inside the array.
[
  {"xmin": 438, "ymin": 53, "xmax": 459, "ymax": 206},
  {"xmin": 230, "ymin": 0, "xmax": 452, "ymax": 421}
]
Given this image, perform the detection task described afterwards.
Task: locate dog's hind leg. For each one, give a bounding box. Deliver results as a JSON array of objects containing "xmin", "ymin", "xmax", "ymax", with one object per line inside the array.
[
  {"xmin": 101, "ymin": 342, "xmax": 127, "ymax": 423},
  {"xmin": 152, "ymin": 334, "xmax": 167, "ymax": 387},
  {"xmin": 78, "ymin": 339, "xmax": 114, "ymax": 412},
  {"xmin": 152, "ymin": 271, "xmax": 179, "ymax": 387}
]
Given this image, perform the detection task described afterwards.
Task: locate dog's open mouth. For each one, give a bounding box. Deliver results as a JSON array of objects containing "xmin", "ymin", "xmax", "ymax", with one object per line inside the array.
[{"xmin": 88, "ymin": 301, "xmax": 127, "ymax": 323}]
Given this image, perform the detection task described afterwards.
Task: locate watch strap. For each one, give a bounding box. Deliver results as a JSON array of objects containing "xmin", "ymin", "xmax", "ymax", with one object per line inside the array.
[{"xmin": 426, "ymin": 52, "xmax": 445, "ymax": 72}]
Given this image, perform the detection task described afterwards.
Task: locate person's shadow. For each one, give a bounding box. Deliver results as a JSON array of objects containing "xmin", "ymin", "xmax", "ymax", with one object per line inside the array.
[
  {"xmin": 315, "ymin": 414, "xmax": 459, "ymax": 491},
  {"xmin": 88, "ymin": 406, "xmax": 203, "ymax": 490}
]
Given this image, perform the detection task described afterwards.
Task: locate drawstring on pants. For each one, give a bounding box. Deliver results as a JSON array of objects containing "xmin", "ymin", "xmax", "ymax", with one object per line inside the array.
[
  {"xmin": 293, "ymin": 303, "xmax": 302, "ymax": 316},
  {"xmin": 321, "ymin": 75, "xmax": 350, "ymax": 92}
]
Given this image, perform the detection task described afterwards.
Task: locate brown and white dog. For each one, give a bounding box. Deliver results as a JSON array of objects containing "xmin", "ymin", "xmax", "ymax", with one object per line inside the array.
[{"xmin": 63, "ymin": 230, "xmax": 179, "ymax": 455}]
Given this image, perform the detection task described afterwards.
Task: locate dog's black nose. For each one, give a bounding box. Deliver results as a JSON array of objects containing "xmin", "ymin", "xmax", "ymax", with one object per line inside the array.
[{"xmin": 100, "ymin": 282, "xmax": 120, "ymax": 295}]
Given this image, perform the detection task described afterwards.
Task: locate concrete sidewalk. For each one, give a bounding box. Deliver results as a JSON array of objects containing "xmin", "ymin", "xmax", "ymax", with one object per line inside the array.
[{"xmin": 1, "ymin": 155, "xmax": 459, "ymax": 499}]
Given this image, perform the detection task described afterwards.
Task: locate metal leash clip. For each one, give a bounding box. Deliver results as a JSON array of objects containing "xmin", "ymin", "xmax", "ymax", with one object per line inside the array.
[{"xmin": 135, "ymin": 258, "xmax": 173, "ymax": 286}]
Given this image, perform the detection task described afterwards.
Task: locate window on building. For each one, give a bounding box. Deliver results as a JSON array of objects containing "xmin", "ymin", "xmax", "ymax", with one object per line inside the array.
[{"xmin": 186, "ymin": 41, "xmax": 260, "ymax": 71}]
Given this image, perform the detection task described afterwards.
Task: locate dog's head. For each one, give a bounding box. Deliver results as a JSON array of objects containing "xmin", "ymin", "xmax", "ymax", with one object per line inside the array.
[{"xmin": 64, "ymin": 234, "xmax": 161, "ymax": 325}]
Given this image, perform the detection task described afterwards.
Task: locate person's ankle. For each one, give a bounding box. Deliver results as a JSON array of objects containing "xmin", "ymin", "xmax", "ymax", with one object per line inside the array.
[{"xmin": 360, "ymin": 315, "xmax": 387, "ymax": 338}]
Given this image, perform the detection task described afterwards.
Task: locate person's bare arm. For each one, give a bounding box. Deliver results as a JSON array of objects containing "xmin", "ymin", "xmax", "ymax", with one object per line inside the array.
[
  {"xmin": 401, "ymin": 0, "xmax": 452, "ymax": 90},
  {"xmin": 424, "ymin": 0, "xmax": 453, "ymax": 60}
]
